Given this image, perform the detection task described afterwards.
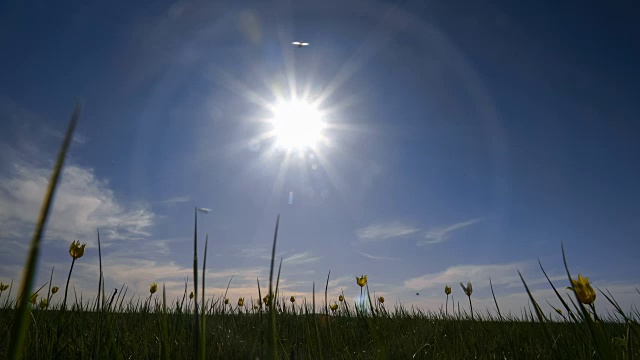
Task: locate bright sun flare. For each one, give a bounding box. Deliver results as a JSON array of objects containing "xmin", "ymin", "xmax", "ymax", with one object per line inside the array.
[{"xmin": 271, "ymin": 100, "xmax": 325, "ymax": 149}]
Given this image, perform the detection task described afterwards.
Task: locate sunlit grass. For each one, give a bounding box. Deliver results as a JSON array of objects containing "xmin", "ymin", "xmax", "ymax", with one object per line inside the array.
[{"xmin": 1, "ymin": 105, "xmax": 639, "ymax": 359}]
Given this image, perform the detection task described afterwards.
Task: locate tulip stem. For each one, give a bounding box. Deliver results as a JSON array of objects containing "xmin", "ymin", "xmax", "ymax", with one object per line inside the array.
[
  {"xmin": 62, "ymin": 258, "xmax": 76, "ymax": 311},
  {"xmin": 445, "ymin": 294, "xmax": 448, "ymax": 317},
  {"xmin": 468, "ymin": 295, "xmax": 473, "ymax": 321},
  {"xmin": 589, "ymin": 303, "xmax": 600, "ymax": 322}
]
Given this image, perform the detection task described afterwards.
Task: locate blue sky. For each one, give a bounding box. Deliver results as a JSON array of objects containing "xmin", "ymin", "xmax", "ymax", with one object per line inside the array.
[{"xmin": 1, "ymin": 0, "xmax": 638, "ymax": 315}]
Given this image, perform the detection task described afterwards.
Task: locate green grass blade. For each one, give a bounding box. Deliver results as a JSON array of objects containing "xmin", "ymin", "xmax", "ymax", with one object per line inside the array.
[
  {"xmin": 274, "ymin": 258, "xmax": 283, "ymax": 309},
  {"xmin": 45, "ymin": 267, "xmax": 54, "ymax": 307},
  {"xmin": 192, "ymin": 207, "xmax": 199, "ymax": 358},
  {"xmin": 97, "ymin": 229, "xmax": 103, "ymax": 312},
  {"xmin": 312, "ymin": 281, "xmax": 324, "ymax": 359},
  {"xmin": 222, "ymin": 275, "xmax": 234, "ymax": 314},
  {"xmin": 561, "ymin": 242, "xmax": 613, "ymax": 359},
  {"xmin": 517, "ymin": 270, "xmax": 547, "ymax": 323},
  {"xmin": 267, "ymin": 215, "xmax": 280, "ymax": 360},
  {"xmin": 199, "ymin": 235, "xmax": 208, "ymax": 360},
  {"xmin": 162, "ymin": 284, "xmax": 170, "ymax": 360},
  {"xmin": 179, "ymin": 277, "xmax": 188, "ymax": 313},
  {"xmin": 628, "ymin": 322, "xmax": 634, "ymax": 360},
  {"xmin": 257, "ymin": 277, "xmax": 262, "ymax": 310},
  {"xmin": 489, "ymin": 277, "xmax": 502, "ymax": 321},
  {"xmin": 8, "ymin": 103, "xmax": 82, "ymax": 360},
  {"xmin": 538, "ymin": 259, "xmax": 579, "ymax": 323},
  {"xmin": 324, "ymin": 270, "xmax": 330, "ymax": 318},
  {"xmin": 366, "ymin": 282, "xmax": 375, "ymax": 315}
]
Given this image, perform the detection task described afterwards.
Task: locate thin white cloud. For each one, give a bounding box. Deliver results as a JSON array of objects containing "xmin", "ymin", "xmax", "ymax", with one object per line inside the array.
[
  {"xmin": 356, "ymin": 250, "xmax": 398, "ymax": 261},
  {"xmin": 419, "ymin": 218, "xmax": 481, "ymax": 245},
  {"xmin": 356, "ymin": 222, "xmax": 419, "ymax": 242},
  {"xmin": 328, "ymin": 275, "xmax": 355, "ymax": 289},
  {"xmin": 236, "ymin": 247, "xmax": 320, "ymax": 266},
  {"xmin": 283, "ymin": 252, "xmax": 322, "ymax": 265},
  {"xmin": 403, "ymin": 261, "xmax": 529, "ymax": 291},
  {"xmin": 236, "ymin": 247, "xmax": 268, "ymax": 261},
  {"xmin": 157, "ymin": 196, "xmax": 191, "ymax": 205},
  {"xmin": 236, "ymin": 247, "xmax": 278, "ymax": 260}
]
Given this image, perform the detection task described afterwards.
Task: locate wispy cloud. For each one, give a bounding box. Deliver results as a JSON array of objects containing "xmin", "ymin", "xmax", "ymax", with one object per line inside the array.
[
  {"xmin": 328, "ymin": 275, "xmax": 355, "ymax": 288},
  {"xmin": 419, "ymin": 218, "xmax": 481, "ymax": 245},
  {"xmin": 236, "ymin": 248, "xmax": 321, "ymax": 266},
  {"xmin": 283, "ymin": 252, "xmax": 322, "ymax": 265},
  {"xmin": 0, "ymin": 158, "xmax": 155, "ymax": 246},
  {"xmin": 237, "ymin": 247, "xmax": 269, "ymax": 259},
  {"xmin": 403, "ymin": 261, "xmax": 528, "ymax": 291},
  {"xmin": 356, "ymin": 250, "xmax": 398, "ymax": 261},
  {"xmin": 356, "ymin": 222, "xmax": 419, "ymax": 242},
  {"xmin": 157, "ymin": 196, "xmax": 191, "ymax": 205}
]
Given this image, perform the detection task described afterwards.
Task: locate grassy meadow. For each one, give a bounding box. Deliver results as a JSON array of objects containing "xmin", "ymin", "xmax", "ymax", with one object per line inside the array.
[{"xmin": 1, "ymin": 106, "xmax": 639, "ymax": 359}]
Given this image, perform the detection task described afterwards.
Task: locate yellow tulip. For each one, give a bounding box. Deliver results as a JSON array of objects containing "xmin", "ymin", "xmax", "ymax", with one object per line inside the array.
[
  {"xmin": 356, "ymin": 275, "xmax": 367, "ymax": 287},
  {"xmin": 51, "ymin": 286, "xmax": 59, "ymax": 294},
  {"xmin": 290, "ymin": 296, "xmax": 295, "ymax": 303},
  {"xmin": 238, "ymin": 297, "xmax": 244, "ymax": 307},
  {"xmin": 189, "ymin": 291, "xmax": 194, "ymax": 300},
  {"xmin": 224, "ymin": 298, "xmax": 229, "ymax": 305},
  {"xmin": 445, "ymin": 285, "xmax": 451, "ymax": 295},
  {"xmin": 30, "ymin": 293, "xmax": 37, "ymax": 305},
  {"xmin": 460, "ymin": 281, "xmax": 473, "ymax": 296},
  {"xmin": 330, "ymin": 303, "xmax": 338, "ymax": 312},
  {"xmin": 150, "ymin": 283, "xmax": 158, "ymax": 294},
  {"xmin": 69, "ymin": 240, "xmax": 86, "ymax": 259},
  {"xmin": 338, "ymin": 295, "xmax": 344, "ymax": 302},
  {"xmin": 263, "ymin": 294, "xmax": 270, "ymax": 306},
  {"xmin": 39, "ymin": 298, "xmax": 48, "ymax": 309},
  {"xmin": 253, "ymin": 304, "xmax": 259, "ymax": 310},
  {"xmin": 378, "ymin": 296, "xmax": 385, "ymax": 304},
  {"xmin": 567, "ymin": 274, "xmax": 596, "ymax": 305}
]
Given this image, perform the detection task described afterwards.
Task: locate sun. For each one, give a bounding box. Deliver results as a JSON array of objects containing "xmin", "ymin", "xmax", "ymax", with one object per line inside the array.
[{"xmin": 270, "ymin": 99, "xmax": 325, "ymax": 149}]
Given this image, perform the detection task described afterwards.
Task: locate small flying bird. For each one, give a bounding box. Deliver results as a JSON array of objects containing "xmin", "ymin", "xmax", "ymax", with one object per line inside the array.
[
  {"xmin": 292, "ymin": 41, "xmax": 309, "ymax": 48},
  {"xmin": 416, "ymin": 292, "xmax": 420, "ymax": 296}
]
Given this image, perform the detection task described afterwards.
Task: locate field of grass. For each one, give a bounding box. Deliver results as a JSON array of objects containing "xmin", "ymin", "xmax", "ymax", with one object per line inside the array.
[
  {"xmin": 0, "ymin": 297, "xmax": 636, "ymax": 359},
  {"xmin": 0, "ymin": 267, "xmax": 639, "ymax": 359},
  {"xmin": 1, "ymin": 106, "xmax": 639, "ymax": 359}
]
